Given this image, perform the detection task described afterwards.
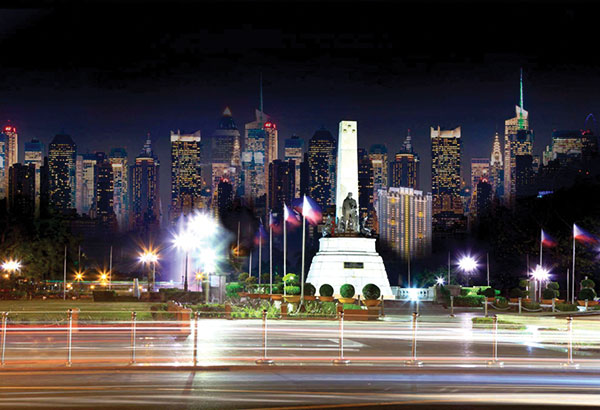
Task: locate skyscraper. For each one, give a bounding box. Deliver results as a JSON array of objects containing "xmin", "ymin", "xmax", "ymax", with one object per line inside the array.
[
  {"xmin": 131, "ymin": 135, "xmax": 161, "ymax": 233},
  {"xmin": 109, "ymin": 148, "xmax": 129, "ymax": 230},
  {"xmin": 95, "ymin": 156, "xmax": 115, "ymax": 222},
  {"xmin": 216, "ymin": 178, "xmax": 233, "ymax": 218},
  {"xmin": 242, "ymin": 110, "xmax": 268, "ymax": 205},
  {"xmin": 431, "ymin": 126, "xmax": 463, "ymax": 231},
  {"xmin": 170, "ymin": 130, "xmax": 202, "ymax": 222},
  {"xmin": 8, "ymin": 163, "xmax": 36, "ymax": 218},
  {"xmin": 284, "ymin": 135, "xmax": 304, "ymax": 199},
  {"xmin": 376, "ymin": 187, "xmax": 432, "ymax": 259},
  {"xmin": 268, "ymin": 159, "xmax": 295, "ymax": 212},
  {"xmin": 48, "ymin": 133, "xmax": 77, "ymax": 212},
  {"xmin": 2, "ymin": 125, "xmax": 18, "ymax": 170},
  {"xmin": 489, "ymin": 132, "xmax": 504, "ymax": 199},
  {"xmin": 368, "ymin": 144, "xmax": 388, "ymax": 193},
  {"xmin": 476, "ymin": 178, "xmax": 492, "ymax": 218},
  {"xmin": 504, "ymin": 69, "xmax": 530, "ymax": 206},
  {"xmin": 470, "ymin": 158, "xmax": 490, "ymax": 218},
  {"xmin": 307, "ymin": 128, "xmax": 337, "ymax": 212},
  {"xmin": 211, "ymin": 107, "xmax": 241, "ymax": 206},
  {"xmin": 24, "ymin": 138, "xmax": 44, "ymax": 217},
  {"xmin": 76, "ymin": 153, "xmax": 97, "ymax": 215},
  {"xmin": 358, "ymin": 148, "xmax": 375, "ymax": 231},
  {"xmin": 0, "ymin": 134, "xmax": 6, "ymax": 201}
]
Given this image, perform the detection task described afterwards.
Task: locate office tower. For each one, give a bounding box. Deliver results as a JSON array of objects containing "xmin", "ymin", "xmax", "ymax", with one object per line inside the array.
[
  {"xmin": 2, "ymin": 125, "xmax": 17, "ymax": 169},
  {"xmin": 216, "ymin": 178, "xmax": 233, "ymax": 218},
  {"xmin": 307, "ymin": 128, "xmax": 336, "ymax": 211},
  {"xmin": 95, "ymin": 157, "xmax": 114, "ymax": 218},
  {"xmin": 515, "ymin": 154, "xmax": 535, "ymax": 198},
  {"xmin": 470, "ymin": 158, "xmax": 490, "ymax": 218},
  {"xmin": 505, "ymin": 129, "xmax": 534, "ymax": 204},
  {"xmin": 358, "ymin": 148, "xmax": 375, "ymax": 231},
  {"xmin": 489, "ymin": 132, "xmax": 504, "ymax": 199},
  {"xmin": 211, "ymin": 107, "xmax": 241, "ymax": 204},
  {"xmin": 24, "ymin": 138, "xmax": 44, "ymax": 217},
  {"xmin": 376, "ymin": 187, "xmax": 432, "ymax": 259},
  {"xmin": 8, "ymin": 163, "xmax": 35, "ymax": 218},
  {"xmin": 542, "ymin": 130, "xmax": 598, "ymax": 166},
  {"xmin": 299, "ymin": 153, "xmax": 309, "ymax": 198},
  {"xmin": 170, "ymin": 130, "xmax": 202, "ymax": 222},
  {"xmin": 504, "ymin": 69, "xmax": 530, "ymax": 206},
  {"xmin": 475, "ymin": 178, "xmax": 492, "ymax": 218},
  {"xmin": 0, "ymin": 134, "xmax": 6, "ymax": 201},
  {"xmin": 242, "ymin": 110, "xmax": 268, "ymax": 205},
  {"xmin": 268, "ymin": 159, "xmax": 295, "ymax": 212},
  {"xmin": 131, "ymin": 135, "xmax": 161, "ymax": 233},
  {"xmin": 76, "ymin": 153, "xmax": 97, "ymax": 215},
  {"xmin": 390, "ymin": 130, "xmax": 419, "ymax": 189},
  {"xmin": 368, "ymin": 144, "xmax": 388, "ymax": 192},
  {"xmin": 431, "ymin": 126, "xmax": 463, "ymax": 231},
  {"xmin": 284, "ymin": 135, "xmax": 304, "ymax": 199},
  {"xmin": 48, "ymin": 133, "xmax": 77, "ymax": 212},
  {"xmin": 109, "ymin": 148, "xmax": 128, "ymax": 230}
]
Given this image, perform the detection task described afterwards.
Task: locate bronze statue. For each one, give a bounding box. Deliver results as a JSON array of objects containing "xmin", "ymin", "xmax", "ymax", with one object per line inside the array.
[{"xmin": 342, "ymin": 192, "xmax": 359, "ymax": 233}]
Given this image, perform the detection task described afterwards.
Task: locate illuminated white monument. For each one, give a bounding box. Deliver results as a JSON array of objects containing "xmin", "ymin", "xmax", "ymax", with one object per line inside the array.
[{"xmin": 306, "ymin": 121, "xmax": 393, "ymax": 298}]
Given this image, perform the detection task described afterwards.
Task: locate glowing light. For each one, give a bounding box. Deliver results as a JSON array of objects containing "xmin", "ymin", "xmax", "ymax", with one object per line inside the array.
[
  {"xmin": 408, "ymin": 288, "xmax": 420, "ymax": 301},
  {"xmin": 531, "ymin": 265, "xmax": 550, "ymax": 281},
  {"xmin": 458, "ymin": 255, "xmax": 478, "ymax": 273},
  {"xmin": 90, "ymin": 285, "xmax": 95, "ymax": 290},
  {"xmin": 436, "ymin": 277, "xmax": 445, "ymax": 286},
  {"xmin": 99, "ymin": 271, "xmax": 108, "ymax": 281},
  {"xmin": 2, "ymin": 260, "xmax": 22, "ymax": 273},
  {"xmin": 264, "ymin": 121, "xmax": 274, "ymax": 128},
  {"xmin": 139, "ymin": 250, "xmax": 158, "ymax": 264},
  {"xmin": 74, "ymin": 271, "xmax": 84, "ymax": 281}
]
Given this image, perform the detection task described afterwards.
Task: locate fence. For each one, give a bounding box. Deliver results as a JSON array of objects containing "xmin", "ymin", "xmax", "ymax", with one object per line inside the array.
[
  {"xmin": 0, "ymin": 309, "xmax": 596, "ymax": 368},
  {"xmin": 391, "ymin": 287, "xmax": 435, "ymax": 301}
]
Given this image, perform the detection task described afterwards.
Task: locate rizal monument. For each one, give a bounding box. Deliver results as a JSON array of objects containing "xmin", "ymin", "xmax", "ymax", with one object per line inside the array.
[{"xmin": 306, "ymin": 120, "xmax": 393, "ymax": 297}]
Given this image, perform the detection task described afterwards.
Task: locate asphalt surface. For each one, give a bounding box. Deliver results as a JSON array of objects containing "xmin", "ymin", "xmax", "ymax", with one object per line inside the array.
[{"xmin": 0, "ymin": 366, "xmax": 599, "ymax": 409}]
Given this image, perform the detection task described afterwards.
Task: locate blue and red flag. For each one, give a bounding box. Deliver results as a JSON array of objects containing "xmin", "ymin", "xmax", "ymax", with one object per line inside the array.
[
  {"xmin": 254, "ymin": 220, "xmax": 267, "ymax": 245},
  {"xmin": 541, "ymin": 229, "xmax": 556, "ymax": 247},
  {"xmin": 574, "ymin": 224, "xmax": 597, "ymax": 244},
  {"xmin": 268, "ymin": 211, "xmax": 282, "ymax": 234},
  {"xmin": 283, "ymin": 204, "xmax": 301, "ymax": 227},
  {"xmin": 301, "ymin": 195, "xmax": 322, "ymax": 226}
]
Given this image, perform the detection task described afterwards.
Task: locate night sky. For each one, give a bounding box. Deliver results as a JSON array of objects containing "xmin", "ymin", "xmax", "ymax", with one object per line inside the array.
[{"xmin": 1, "ymin": 0, "xmax": 600, "ymax": 208}]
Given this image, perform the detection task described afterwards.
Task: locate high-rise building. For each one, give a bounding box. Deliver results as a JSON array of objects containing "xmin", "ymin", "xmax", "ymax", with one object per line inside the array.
[
  {"xmin": 542, "ymin": 130, "xmax": 598, "ymax": 166},
  {"xmin": 48, "ymin": 133, "xmax": 77, "ymax": 212},
  {"xmin": 24, "ymin": 138, "xmax": 44, "ymax": 217},
  {"xmin": 8, "ymin": 163, "xmax": 36, "ymax": 218},
  {"xmin": 505, "ymin": 129, "xmax": 534, "ymax": 205},
  {"xmin": 431, "ymin": 126, "xmax": 463, "ymax": 231},
  {"xmin": 489, "ymin": 132, "xmax": 504, "ymax": 199},
  {"xmin": 131, "ymin": 136, "xmax": 161, "ymax": 233},
  {"xmin": 109, "ymin": 148, "xmax": 128, "ymax": 230},
  {"xmin": 2, "ymin": 125, "xmax": 18, "ymax": 170},
  {"xmin": 476, "ymin": 178, "xmax": 492, "ymax": 218},
  {"xmin": 376, "ymin": 187, "xmax": 432, "ymax": 259},
  {"xmin": 299, "ymin": 152, "xmax": 309, "ymax": 198},
  {"xmin": 504, "ymin": 69, "xmax": 530, "ymax": 206},
  {"xmin": 470, "ymin": 158, "xmax": 490, "ymax": 218},
  {"xmin": 307, "ymin": 128, "xmax": 336, "ymax": 211},
  {"xmin": 211, "ymin": 107, "xmax": 241, "ymax": 206},
  {"xmin": 390, "ymin": 131, "xmax": 419, "ymax": 189},
  {"xmin": 170, "ymin": 130, "xmax": 202, "ymax": 222},
  {"xmin": 95, "ymin": 157, "xmax": 114, "ymax": 221},
  {"xmin": 242, "ymin": 111, "xmax": 268, "ymax": 205},
  {"xmin": 284, "ymin": 135, "xmax": 304, "ymax": 199},
  {"xmin": 216, "ymin": 178, "xmax": 233, "ymax": 218},
  {"xmin": 515, "ymin": 154, "xmax": 535, "ymax": 198},
  {"xmin": 268, "ymin": 159, "xmax": 295, "ymax": 212},
  {"xmin": 0, "ymin": 134, "xmax": 6, "ymax": 201},
  {"xmin": 368, "ymin": 144, "xmax": 388, "ymax": 193},
  {"xmin": 76, "ymin": 153, "xmax": 97, "ymax": 215},
  {"xmin": 358, "ymin": 148, "xmax": 374, "ymax": 231}
]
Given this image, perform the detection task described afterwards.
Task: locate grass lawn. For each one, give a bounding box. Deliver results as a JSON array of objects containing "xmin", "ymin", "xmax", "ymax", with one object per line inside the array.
[{"xmin": 0, "ymin": 300, "xmax": 164, "ymax": 323}]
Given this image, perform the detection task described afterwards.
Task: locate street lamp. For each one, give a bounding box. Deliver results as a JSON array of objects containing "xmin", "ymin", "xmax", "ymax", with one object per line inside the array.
[
  {"xmin": 99, "ymin": 270, "xmax": 109, "ymax": 286},
  {"xmin": 174, "ymin": 230, "xmax": 195, "ymax": 292},
  {"xmin": 436, "ymin": 277, "xmax": 445, "ymax": 286},
  {"xmin": 531, "ymin": 265, "xmax": 550, "ymax": 301},
  {"xmin": 458, "ymin": 255, "xmax": 478, "ymax": 286},
  {"xmin": 139, "ymin": 249, "xmax": 159, "ymax": 292},
  {"xmin": 2, "ymin": 260, "xmax": 22, "ymax": 276}
]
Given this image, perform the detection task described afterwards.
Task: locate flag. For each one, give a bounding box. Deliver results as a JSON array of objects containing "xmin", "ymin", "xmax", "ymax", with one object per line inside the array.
[
  {"xmin": 268, "ymin": 210, "xmax": 282, "ymax": 234},
  {"xmin": 301, "ymin": 195, "xmax": 322, "ymax": 226},
  {"xmin": 283, "ymin": 204, "xmax": 301, "ymax": 227},
  {"xmin": 254, "ymin": 220, "xmax": 267, "ymax": 245},
  {"xmin": 541, "ymin": 230, "xmax": 556, "ymax": 247},
  {"xmin": 574, "ymin": 224, "xmax": 597, "ymax": 244}
]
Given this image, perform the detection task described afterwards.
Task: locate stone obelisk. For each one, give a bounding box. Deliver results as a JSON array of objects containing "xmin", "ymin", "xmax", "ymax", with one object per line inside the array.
[{"xmin": 336, "ymin": 121, "xmax": 359, "ymax": 222}]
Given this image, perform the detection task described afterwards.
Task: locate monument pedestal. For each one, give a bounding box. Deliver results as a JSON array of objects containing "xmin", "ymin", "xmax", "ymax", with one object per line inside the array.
[{"xmin": 306, "ymin": 236, "xmax": 393, "ymax": 298}]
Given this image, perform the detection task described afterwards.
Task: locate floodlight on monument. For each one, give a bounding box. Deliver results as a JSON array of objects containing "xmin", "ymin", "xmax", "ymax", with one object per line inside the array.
[
  {"xmin": 458, "ymin": 255, "xmax": 478, "ymax": 274},
  {"xmin": 436, "ymin": 277, "xmax": 445, "ymax": 286},
  {"xmin": 531, "ymin": 265, "xmax": 550, "ymax": 282}
]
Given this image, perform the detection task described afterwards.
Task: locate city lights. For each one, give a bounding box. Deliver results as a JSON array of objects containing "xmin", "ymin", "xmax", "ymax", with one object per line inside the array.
[{"xmin": 1, "ymin": 259, "xmax": 22, "ymax": 274}]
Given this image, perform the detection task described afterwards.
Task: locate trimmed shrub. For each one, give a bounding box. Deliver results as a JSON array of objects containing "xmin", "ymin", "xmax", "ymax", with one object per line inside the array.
[
  {"xmin": 285, "ymin": 285, "xmax": 301, "ymax": 295},
  {"xmin": 556, "ymin": 303, "xmax": 578, "ymax": 312},
  {"xmin": 93, "ymin": 290, "xmax": 117, "ymax": 302},
  {"xmin": 518, "ymin": 279, "xmax": 530, "ymax": 288},
  {"xmin": 460, "ymin": 288, "xmax": 471, "ymax": 297},
  {"xmin": 226, "ymin": 282, "xmax": 244, "ymax": 298},
  {"xmin": 494, "ymin": 297, "xmax": 509, "ymax": 308},
  {"xmin": 547, "ymin": 282, "xmax": 560, "ymax": 291},
  {"xmin": 542, "ymin": 288, "xmax": 558, "ymax": 300},
  {"xmin": 340, "ymin": 283, "xmax": 355, "ymax": 298},
  {"xmin": 283, "ymin": 273, "xmax": 299, "ymax": 285},
  {"xmin": 272, "ymin": 283, "xmax": 283, "ymax": 294},
  {"xmin": 522, "ymin": 300, "xmax": 540, "ymax": 310},
  {"xmin": 304, "ymin": 283, "xmax": 316, "ymax": 296},
  {"xmin": 579, "ymin": 287, "xmax": 597, "ymax": 301},
  {"xmin": 362, "ymin": 283, "xmax": 381, "ymax": 300},
  {"xmin": 319, "ymin": 284, "xmax": 334, "ymax": 297},
  {"xmin": 238, "ymin": 272, "xmax": 249, "ymax": 282},
  {"xmin": 509, "ymin": 288, "xmax": 524, "ymax": 298},
  {"xmin": 454, "ymin": 295, "xmax": 484, "ymax": 307},
  {"xmin": 581, "ymin": 278, "xmax": 595, "ymax": 289},
  {"xmin": 483, "ymin": 288, "xmax": 496, "ymax": 298},
  {"xmin": 343, "ymin": 303, "xmax": 361, "ymax": 310}
]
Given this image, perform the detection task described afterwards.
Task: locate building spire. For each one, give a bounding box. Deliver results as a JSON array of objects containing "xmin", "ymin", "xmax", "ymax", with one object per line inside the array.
[
  {"xmin": 519, "ymin": 67, "xmax": 524, "ymax": 110},
  {"xmin": 259, "ymin": 72, "xmax": 263, "ymax": 115}
]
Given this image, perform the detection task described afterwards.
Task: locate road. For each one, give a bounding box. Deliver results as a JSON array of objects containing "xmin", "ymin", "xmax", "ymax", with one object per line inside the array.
[
  {"xmin": 1, "ymin": 366, "xmax": 600, "ymax": 409},
  {"xmin": 1, "ymin": 313, "xmax": 600, "ymax": 367}
]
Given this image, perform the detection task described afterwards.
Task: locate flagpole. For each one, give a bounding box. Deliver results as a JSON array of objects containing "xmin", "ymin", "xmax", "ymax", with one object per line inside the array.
[
  {"xmin": 258, "ymin": 225, "xmax": 262, "ymax": 285},
  {"xmin": 566, "ymin": 268, "xmax": 570, "ymax": 303},
  {"xmin": 269, "ymin": 210, "xmax": 273, "ymax": 294},
  {"xmin": 572, "ymin": 224, "xmax": 576, "ymax": 303},
  {"xmin": 486, "ymin": 252, "xmax": 490, "ymax": 287},
  {"xmin": 236, "ymin": 221, "xmax": 240, "ymax": 257},
  {"xmin": 540, "ymin": 229, "xmax": 543, "ymax": 267},
  {"xmin": 283, "ymin": 205, "xmax": 287, "ymax": 279},
  {"xmin": 301, "ymin": 197, "xmax": 306, "ymax": 302}
]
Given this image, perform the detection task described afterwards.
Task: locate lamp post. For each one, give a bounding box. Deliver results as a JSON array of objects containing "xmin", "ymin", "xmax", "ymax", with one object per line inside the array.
[
  {"xmin": 531, "ymin": 265, "xmax": 549, "ymax": 302},
  {"xmin": 139, "ymin": 250, "xmax": 158, "ymax": 292},
  {"xmin": 458, "ymin": 255, "xmax": 478, "ymax": 286},
  {"xmin": 1, "ymin": 260, "xmax": 22, "ymax": 277}
]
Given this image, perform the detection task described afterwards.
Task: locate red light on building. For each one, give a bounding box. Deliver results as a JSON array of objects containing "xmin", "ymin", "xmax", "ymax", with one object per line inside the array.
[
  {"xmin": 4, "ymin": 126, "xmax": 14, "ymax": 132},
  {"xmin": 264, "ymin": 122, "xmax": 275, "ymax": 129}
]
